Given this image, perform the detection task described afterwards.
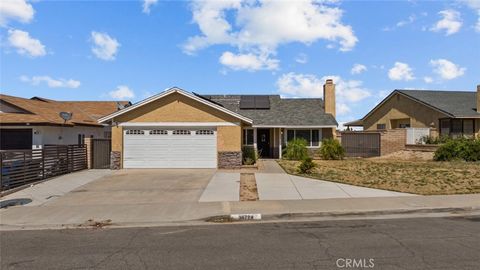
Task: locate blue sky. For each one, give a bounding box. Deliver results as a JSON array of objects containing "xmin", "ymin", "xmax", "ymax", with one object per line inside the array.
[{"xmin": 1, "ymin": 0, "xmax": 479, "ymax": 125}]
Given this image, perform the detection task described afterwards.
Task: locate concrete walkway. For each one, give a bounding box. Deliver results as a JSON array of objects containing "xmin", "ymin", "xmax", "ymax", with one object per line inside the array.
[
  {"xmin": 0, "ymin": 170, "xmax": 113, "ymax": 207},
  {"xmin": 256, "ymin": 174, "xmax": 414, "ymax": 200},
  {"xmin": 199, "ymin": 173, "xmax": 240, "ymax": 202},
  {"xmin": 257, "ymin": 159, "xmax": 285, "ymax": 173}
]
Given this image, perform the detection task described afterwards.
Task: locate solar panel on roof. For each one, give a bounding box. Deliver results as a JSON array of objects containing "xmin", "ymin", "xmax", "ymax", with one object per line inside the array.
[
  {"xmin": 240, "ymin": 95, "xmax": 270, "ymax": 110},
  {"xmin": 254, "ymin": 96, "xmax": 270, "ymax": 109},
  {"xmin": 240, "ymin": 96, "xmax": 255, "ymax": 109}
]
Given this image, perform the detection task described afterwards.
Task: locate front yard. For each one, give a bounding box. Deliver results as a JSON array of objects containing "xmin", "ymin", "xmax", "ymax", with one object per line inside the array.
[{"xmin": 278, "ymin": 159, "xmax": 480, "ymax": 195}]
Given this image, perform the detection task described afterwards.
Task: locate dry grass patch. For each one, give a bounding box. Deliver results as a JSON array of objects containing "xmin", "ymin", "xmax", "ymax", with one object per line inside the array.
[
  {"xmin": 240, "ymin": 173, "xmax": 259, "ymax": 201},
  {"xmin": 278, "ymin": 159, "xmax": 480, "ymax": 195}
]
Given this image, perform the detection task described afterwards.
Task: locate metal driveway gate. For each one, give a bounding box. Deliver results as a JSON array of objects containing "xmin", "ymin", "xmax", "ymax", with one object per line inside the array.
[
  {"xmin": 92, "ymin": 139, "xmax": 111, "ymax": 169},
  {"xmin": 341, "ymin": 132, "xmax": 381, "ymax": 157}
]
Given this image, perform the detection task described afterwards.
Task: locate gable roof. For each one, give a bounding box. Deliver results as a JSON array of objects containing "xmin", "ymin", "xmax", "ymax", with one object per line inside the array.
[
  {"xmin": 207, "ymin": 95, "xmax": 337, "ymax": 127},
  {"xmin": 98, "ymin": 87, "xmax": 254, "ymax": 124},
  {"xmin": 0, "ymin": 94, "xmax": 130, "ymax": 126},
  {"xmin": 396, "ymin": 90, "xmax": 479, "ymax": 118},
  {"xmin": 359, "ymin": 89, "xmax": 479, "ymax": 123}
]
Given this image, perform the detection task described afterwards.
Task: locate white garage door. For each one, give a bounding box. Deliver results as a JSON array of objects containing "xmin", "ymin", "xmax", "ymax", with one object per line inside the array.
[{"xmin": 123, "ymin": 128, "xmax": 217, "ymax": 168}]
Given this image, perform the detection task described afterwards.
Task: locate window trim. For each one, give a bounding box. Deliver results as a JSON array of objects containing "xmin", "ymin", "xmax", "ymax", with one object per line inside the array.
[
  {"xmin": 242, "ymin": 128, "xmax": 254, "ymax": 146},
  {"xmin": 284, "ymin": 129, "xmax": 322, "ymax": 148}
]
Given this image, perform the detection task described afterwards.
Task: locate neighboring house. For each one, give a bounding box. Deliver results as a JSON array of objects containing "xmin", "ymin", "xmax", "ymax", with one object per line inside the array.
[
  {"xmin": 345, "ymin": 85, "xmax": 480, "ymax": 138},
  {"xmin": 0, "ymin": 94, "xmax": 131, "ymax": 150},
  {"xmin": 98, "ymin": 80, "xmax": 338, "ymax": 169}
]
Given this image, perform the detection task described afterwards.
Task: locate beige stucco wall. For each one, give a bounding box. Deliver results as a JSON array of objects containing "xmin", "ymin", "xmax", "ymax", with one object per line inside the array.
[
  {"xmin": 363, "ymin": 93, "xmax": 449, "ymax": 131},
  {"xmin": 109, "ymin": 93, "xmax": 246, "ymax": 168}
]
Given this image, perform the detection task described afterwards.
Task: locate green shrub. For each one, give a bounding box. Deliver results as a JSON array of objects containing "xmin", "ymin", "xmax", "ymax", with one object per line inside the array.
[
  {"xmin": 283, "ymin": 138, "xmax": 309, "ymax": 160},
  {"xmin": 419, "ymin": 135, "xmax": 451, "ymax": 145},
  {"xmin": 434, "ymin": 138, "xmax": 480, "ymax": 162},
  {"xmin": 298, "ymin": 157, "xmax": 316, "ymax": 174},
  {"xmin": 242, "ymin": 146, "xmax": 258, "ymax": 165},
  {"xmin": 319, "ymin": 138, "xmax": 345, "ymax": 160}
]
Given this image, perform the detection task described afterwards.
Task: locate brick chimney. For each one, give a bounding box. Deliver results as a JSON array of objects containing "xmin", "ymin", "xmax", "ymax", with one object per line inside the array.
[{"xmin": 323, "ymin": 79, "xmax": 336, "ymax": 118}]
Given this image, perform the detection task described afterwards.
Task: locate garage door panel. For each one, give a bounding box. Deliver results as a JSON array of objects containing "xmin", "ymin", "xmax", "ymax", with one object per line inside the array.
[{"xmin": 124, "ymin": 128, "xmax": 217, "ymax": 169}]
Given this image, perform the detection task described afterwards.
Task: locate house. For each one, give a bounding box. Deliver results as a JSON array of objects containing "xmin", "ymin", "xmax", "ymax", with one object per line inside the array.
[
  {"xmin": 345, "ymin": 85, "xmax": 480, "ymax": 138},
  {"xmin": 98, "ymin": 80, "xmax": 338, "ymax": 169},
  {"xmin": 0, "ymin": 94, "xmax": 131, "ymax": 150}
]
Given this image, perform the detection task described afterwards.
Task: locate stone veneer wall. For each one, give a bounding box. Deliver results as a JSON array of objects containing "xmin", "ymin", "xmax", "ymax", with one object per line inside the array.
[
  {"xmin": 218, "ymin": 151, "xmax": 242, "ymax": 169},
  {"xmin": 110, "ymin": 151, "xmax": 121, "ymax": 170}
]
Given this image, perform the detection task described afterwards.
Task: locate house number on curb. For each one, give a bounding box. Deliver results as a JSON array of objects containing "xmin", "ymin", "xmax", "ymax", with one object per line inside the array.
[{"xmin": 230, "ymin": 214, "xmax": 262, "ymax": 220}]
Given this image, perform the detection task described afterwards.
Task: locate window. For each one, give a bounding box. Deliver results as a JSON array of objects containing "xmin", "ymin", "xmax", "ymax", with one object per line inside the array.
[
  {"xmin": 440, "ymin": 119, "xmax": 450, "ymax": 136},
  {"xmin": 377, "ymin": 124, "xmax": 386, "ymax": 130},
  {"xmin": 173, "ymin": 130, "xmax": 191, "ymax": 135},
  {"xmin": 312, "ymin": 130, "xmax": 319, "ymax": 146},
  {"xmin": 77, "ymin": 134, "xmax": 85, "ymax": 145},
  {"xmin": 451, "ymin": 119, "xmax": 462, "ymax": 134},
  {"xmin": 296, "ymin": 130, "xmax": 311, "ymax": 143},
  {"xmin": 197, "ymin": 130, "xmax": 214, "ymax": 135},
  {"xmin": 150, "ymin": 130, "xmax": 168, "ymax": 135},
  {"xmin": 126, "ymin": 130, "xmax": 144, "ymax": 135},
  {"xmin": 287, "ymin": 130, "xmax": 295, "ymax": 142},
  {"xmin": 399, "ymin": 123, "xmax": 410, "ymax": 128},
  {"xmin": 463, "ymin": 120, "xmax": 474, "ymax": 136},
  {"xmin": 285, "ymin": 129, "xmax": 322, "ymax": 147},
  {"xmin": 243, "ymin": 129, "xmax": 254, "ymax": 145}
]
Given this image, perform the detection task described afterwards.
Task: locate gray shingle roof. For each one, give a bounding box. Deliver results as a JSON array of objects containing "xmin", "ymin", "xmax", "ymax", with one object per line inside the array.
[
  {"xmin": 396, "ymin": 90, "xmax": 479, "ymax": 118},
  {"xmin": 205, "ymin": 95, "xmax": 337, "ymax": 126}
]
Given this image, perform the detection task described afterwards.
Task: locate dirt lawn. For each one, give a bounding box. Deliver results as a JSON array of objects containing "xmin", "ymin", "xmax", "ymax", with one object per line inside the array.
[{"xmin": 278, "ymin": 159, "xmax": 480, "ymax": 195}]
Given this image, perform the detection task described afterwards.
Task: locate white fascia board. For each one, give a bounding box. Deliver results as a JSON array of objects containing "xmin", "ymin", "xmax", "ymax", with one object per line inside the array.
[
  {"xmin": 252, "ymin": 125, "xmax": 337, "ymax": 128},
  {"xmin": 119, "ymin": 122, "xmax": 240, "ymax": 127},
  {"xmin": 98, "ymin": 87, "xmax": 253, "ymax": 124}
]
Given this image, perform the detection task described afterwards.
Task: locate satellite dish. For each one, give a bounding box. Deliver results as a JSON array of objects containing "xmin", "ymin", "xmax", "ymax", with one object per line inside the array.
[{"xmin": 59, "ymin": 112, "xmax": 73, "ymax": 123}]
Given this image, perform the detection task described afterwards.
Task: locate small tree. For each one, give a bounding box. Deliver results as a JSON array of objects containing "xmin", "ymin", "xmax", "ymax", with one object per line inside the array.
[
  {"xmin": 283, "ymin": 138, "xmax": 309, "ymax": 160},
  {"xmin": 319, "ymin": 138, "xmax": 345, "ymax": 160},
  {"xmin": 298, "ymin": 157, "xmax": 316, "ymax": 174}
]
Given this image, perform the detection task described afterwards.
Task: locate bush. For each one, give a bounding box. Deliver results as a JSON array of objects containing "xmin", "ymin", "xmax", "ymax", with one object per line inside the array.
[
  {"xmin": 283, "ymin": 138, "xmax": 309, "ymax": 160},
  {"xmin": 319, "ymin": 138, "xmax": 345, "ymax": 160},
  {"xmin": 434, "ymin": 138, "xmax": 480, "ymax": 162},
  {"xmin": 242, "ymin": 146, "xmax": 258, "ymax": 165},
  {"xmin": 419, "ymin": 135, "xmax": 451, "ymax": 145},
  {"xmin": 298, "ymin": 157, "xmax": 316, "ymax": 174}
]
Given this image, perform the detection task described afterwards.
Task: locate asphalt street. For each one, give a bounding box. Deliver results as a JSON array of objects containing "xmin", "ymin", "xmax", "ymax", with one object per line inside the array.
[{"xmin": 1, "ymin": 216, "xmax": 479, "ymax": 270}]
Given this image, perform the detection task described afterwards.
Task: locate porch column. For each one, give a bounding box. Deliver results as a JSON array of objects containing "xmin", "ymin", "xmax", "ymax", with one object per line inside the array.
[
  {"xmin": 253, "ymin": 128, "xmax": 258, "ymax": 153},
  {"xmin": 279, "ymin": 128, "xmax": 282, "ymax": 159}
]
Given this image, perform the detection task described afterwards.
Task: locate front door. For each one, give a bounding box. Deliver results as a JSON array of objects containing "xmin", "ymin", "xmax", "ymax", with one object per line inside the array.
[{"xmin": 256, "ymin": 128, "xmax": 270, "ymax": 158}]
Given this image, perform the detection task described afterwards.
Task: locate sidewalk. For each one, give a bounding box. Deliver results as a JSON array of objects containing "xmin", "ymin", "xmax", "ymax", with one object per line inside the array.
[{"xmin": 1, "ymin": 194, "xmax": 479, "ymax": 230}]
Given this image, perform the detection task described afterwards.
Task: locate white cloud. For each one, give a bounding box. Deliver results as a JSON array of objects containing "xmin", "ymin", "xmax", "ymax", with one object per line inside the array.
[
  {"xmin": 109, "ymin": 85, "xmax": 135, "ymax": 99},
  {"xmin": 276, "ymin": 72, "xmax": 371, "ymax": 116},
  {"xmin": 20, "ymin": 75, "xmax": 81, "ymax": 88},
  {"xmin": 0, "ymin": 0, "xmax": 34, "ymax": 27},
  {"xmin": 423, "ymin": 76, "xmax": 434, "ymax": 83},
  {"xmin": 219, "ymin": 51, "xmax": 279, "ymax": 71},
  {"xmin": 430, "ymin": 9, "xmax": 462, "ymax": 35},
  {"xmin": 184, "ymin": 0, "xmax": 357, "ymax": 71},
  {"xmin": 142, "ymin": 0, "xmax": 158, "ymax": 14},
  {"xmin": 430, "ymin": 59, "xmax": 466, "ymax": 80},
  {"xmin": 7, "ymin": 29, "xmax": 45, "ymax": 57},
  {"xmin": 476, "ymin": 15, "xmax": 480, "ymax": 32},
  {"xmin": 90, "ymin": 31, "xmax": 120, "ymax": 61},
  {"xmin": 337, "ymin": 103, "xmax": 351, "ymax": 115},
  {"xmin": 388, "ymin": 62, "xmax": 415, "ymax": 81},
  {"xmin": 351, "ymin": 63, "xmax": 367, "ymax": 75},
  {"xmin": 295, "ymin": 53, "xmax": 308, "ymax": 64}
]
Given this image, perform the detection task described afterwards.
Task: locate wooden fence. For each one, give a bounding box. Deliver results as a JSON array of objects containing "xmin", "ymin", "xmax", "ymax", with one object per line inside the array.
[
  {"xmin": 0, "ymin": 145, "xmax": 87, "ymax": 191},
  {"xmin": 341, "ymin": 132, "xmax": 381, "ymax": 157}
]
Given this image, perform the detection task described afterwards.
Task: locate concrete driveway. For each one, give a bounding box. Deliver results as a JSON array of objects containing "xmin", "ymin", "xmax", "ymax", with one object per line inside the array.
[{"xmin": 44, "ymin": 169, "xmax": 215, "ymax": 206}]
